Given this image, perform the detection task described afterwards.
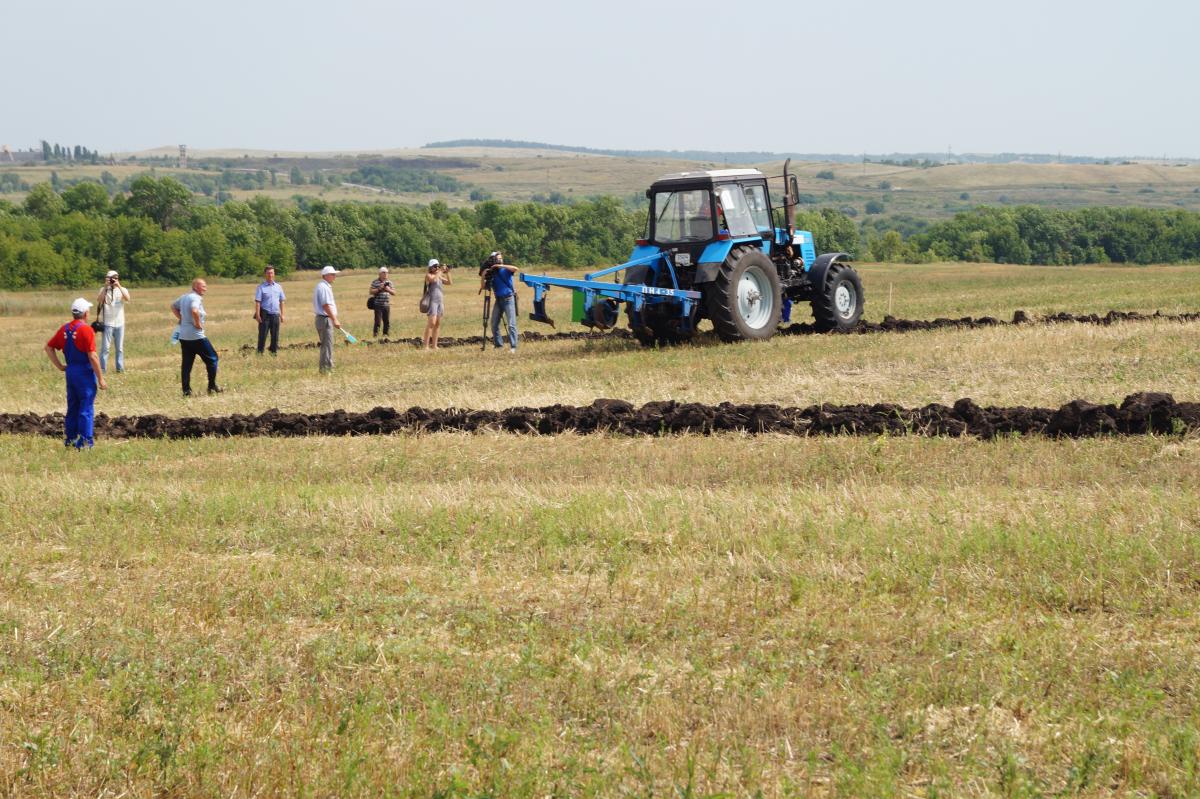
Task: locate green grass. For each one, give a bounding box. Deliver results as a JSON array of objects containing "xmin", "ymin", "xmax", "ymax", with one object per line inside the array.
[{"xmin": 2, "ymin": 262, "xmax": 1200, "ymax": 796}]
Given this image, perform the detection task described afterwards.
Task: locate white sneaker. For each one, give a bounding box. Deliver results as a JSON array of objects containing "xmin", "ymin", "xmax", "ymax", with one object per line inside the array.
[{"xmin": 508, "ymin": 347, "xmax": 517, "ymax": 354}]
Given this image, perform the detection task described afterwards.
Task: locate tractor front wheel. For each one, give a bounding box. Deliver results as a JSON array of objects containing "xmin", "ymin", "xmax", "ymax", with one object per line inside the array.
[
  {"xmin": 811, "ymin": 261, "xmax": 864, "ymax": 332},
  {"xmin": 706, "ymin": 247, "xmax": 783, "ymax": 342}
]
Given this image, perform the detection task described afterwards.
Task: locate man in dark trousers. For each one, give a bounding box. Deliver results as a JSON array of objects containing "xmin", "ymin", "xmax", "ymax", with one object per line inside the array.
[
  {"xmin": 44, "ymin": 297, "xmax": 107, "ymax": 448},
  {"xmin": 254, "ymin": 265, "xmax": 286, "ymax": 354},
  {"xmin": 171, "ymin": 278, "xmax": 222, "ymax": 396},
  {"xmin": 369, "ymin": 266, "xmax": 395, "ymax": 337}
]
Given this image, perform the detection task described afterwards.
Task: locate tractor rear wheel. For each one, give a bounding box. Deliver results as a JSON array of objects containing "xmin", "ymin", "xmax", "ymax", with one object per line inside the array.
[
  {"xmin": 706, "ymin": 247, "xmax": 782, "ymax": 342},
  {"xmin": 811, "ymin": 261, "xmax": 864, "ymax": 332}
]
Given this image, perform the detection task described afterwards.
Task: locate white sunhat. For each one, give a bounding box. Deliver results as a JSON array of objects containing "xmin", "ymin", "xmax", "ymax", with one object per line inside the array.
[
  {"xmin": 428, "ymin": 259, "xmax": 440, "ymax": 268},
  {"xmin": 378, "ymin": 266, "xmax": 389, "ymax": 273},
  {"xmin": 320, "ymin": 265, "xmax": 341, "ymax": 276},
  {"xmin": 70, "ymin": 297, "xmax": 93, "ymax": 314},
  {"xmin": 105, "ymin": 270, "xmax": 119, "ymax": 278}
]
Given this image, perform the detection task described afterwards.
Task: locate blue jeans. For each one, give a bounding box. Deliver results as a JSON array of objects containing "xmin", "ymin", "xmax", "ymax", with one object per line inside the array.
[
  {"xmin": 491, "ymin": 295, "xmax": 517, "ymax": 349},
  {"xmin": 64, "ymin": 365, "xmax": 96, "ymax": 448},
  {"xmin": 99, "ymin": 324, "xmax": 125, "ymax": 372}
]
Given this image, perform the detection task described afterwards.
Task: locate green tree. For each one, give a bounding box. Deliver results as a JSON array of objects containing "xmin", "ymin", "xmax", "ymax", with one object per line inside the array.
[
  {"xmin": 126, "ymin": 176, "xmax": 193, "ymax": 230},
  {"xmin": 23, "ymin": 183, "xmax": 66, "ymax": 219},
  {"xmin": 62, "ymin": 182, "xmax": 110, "ymax": 215},
  {"xmin": 869, "ymin": 230, "xmax": 909, "ymax": 262}
]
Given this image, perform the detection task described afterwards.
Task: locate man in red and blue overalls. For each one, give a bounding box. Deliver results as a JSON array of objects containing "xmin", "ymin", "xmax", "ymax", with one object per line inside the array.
[{"xmin": 44, "ymin": 297, "xmax": 108, "ymax": 449}]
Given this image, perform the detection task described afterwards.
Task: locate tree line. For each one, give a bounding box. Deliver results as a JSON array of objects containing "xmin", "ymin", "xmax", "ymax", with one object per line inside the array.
[
  {"xmin": 862, "ymin": 206, "xmax": 1200, "ymax": 265},
  {"xmin": 39, "ymin": 141, "xmax": 102, "ymax": 164},
  {"xmin": 0, "ymin": 176, "xmax": 641, "ymax": 288},
  {"xmin": 3, "ymin": 175, "xmax": 1200, "ymax": 289}
]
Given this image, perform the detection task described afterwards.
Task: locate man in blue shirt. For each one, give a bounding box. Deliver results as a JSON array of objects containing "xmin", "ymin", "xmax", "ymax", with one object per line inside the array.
[
  {"xmin": 254, "ymin": 265, "xmax": 287, "ymax": 355},
  {"xmin": 484, "ymin": 251, "xmax": 521, "ymax": 352},
  {"xmin": 171, "ymin": 278, "xmax": 222, "ymax": 396}
]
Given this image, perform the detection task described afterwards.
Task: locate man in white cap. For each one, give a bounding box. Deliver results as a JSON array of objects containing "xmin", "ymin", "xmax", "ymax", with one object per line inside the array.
[
  {"xmin": 313, "ymin": 265, "xmax": 342, "ymax": 373},
  {"xmin": 44, "ymin": 297, "xmax": 107, "ymax": 448},
  {"xmin": 368, "ymin": 266, "xmax": 395, "ymax": 338},
  {"xmin": 94, "ymin": 269, "xmax": 131, "ymax": 373}
]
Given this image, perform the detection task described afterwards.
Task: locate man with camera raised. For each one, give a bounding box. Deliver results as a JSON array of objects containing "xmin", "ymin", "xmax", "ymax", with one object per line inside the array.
[
  {"xmin": 94, "ymin": 270, "xmax": 131, "ymax": 373},
  {"xmin": 481, "ymin": 251, "xmax": 521, "ymax": 353}
]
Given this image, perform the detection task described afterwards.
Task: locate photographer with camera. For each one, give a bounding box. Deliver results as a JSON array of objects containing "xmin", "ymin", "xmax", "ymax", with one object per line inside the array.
[
  {"xmin": 94, "ymin": 270, "xmax": 131, "ymax": 373},
  {"xmin": 422, "ymin": 258, "xmax": 452, "ymax": 350},
  {"xmin": 480, "ymin": 251, "xmax": 521, "ymax": 353},
  {"xmin": 369, "ymin": 267, "xmax": 395, "ymax": 338}
]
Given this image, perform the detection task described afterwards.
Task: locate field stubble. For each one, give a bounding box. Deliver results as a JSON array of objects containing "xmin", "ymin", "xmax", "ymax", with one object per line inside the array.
[{"xmin": 2, "ymin": 262, "xmax": 1200, "ymax": 796}]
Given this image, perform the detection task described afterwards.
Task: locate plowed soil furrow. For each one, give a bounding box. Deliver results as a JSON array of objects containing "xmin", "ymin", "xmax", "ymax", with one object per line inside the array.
[
  {"xmin": 3, "ymin": 393, "xmax": 1196, "ymax": 440},
  {"xmin": 237, "ymin": 309, "xmax": 1200, "ymax": 352}
]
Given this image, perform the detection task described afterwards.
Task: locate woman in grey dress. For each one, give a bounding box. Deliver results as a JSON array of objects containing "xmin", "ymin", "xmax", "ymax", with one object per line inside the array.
[{"xmin": 422, "ymin": 258, "xmax": 452, "ymax": 350}]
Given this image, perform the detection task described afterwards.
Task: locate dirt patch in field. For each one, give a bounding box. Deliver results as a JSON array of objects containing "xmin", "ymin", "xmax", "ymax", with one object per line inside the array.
[
  {"xmin": 238, "ymin": 309, "xmax": 1200, "ymax": 353},
  {"xmin": 3, "ymin": 393, "xmax": 1196, "ymax": 441}
]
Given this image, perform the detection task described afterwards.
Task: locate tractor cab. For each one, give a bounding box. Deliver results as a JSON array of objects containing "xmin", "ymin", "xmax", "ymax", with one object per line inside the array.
[{"xmin": 647, "ymin": 170, "xmax": 773, "ymax": 250}]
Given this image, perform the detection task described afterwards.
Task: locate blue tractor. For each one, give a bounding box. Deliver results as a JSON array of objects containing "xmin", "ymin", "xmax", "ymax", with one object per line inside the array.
[{"xmin": 521, "ymin": 160, "xmax": 864, "ymax": 345}]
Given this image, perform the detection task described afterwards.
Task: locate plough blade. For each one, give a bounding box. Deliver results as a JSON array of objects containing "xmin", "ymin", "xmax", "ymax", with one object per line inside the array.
[{"xmin": 528, "ymin": 296, "xmax": 555, "ymax": 328}]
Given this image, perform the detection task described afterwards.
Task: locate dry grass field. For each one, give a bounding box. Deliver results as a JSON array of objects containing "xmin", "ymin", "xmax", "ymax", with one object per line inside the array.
[{"xmin": 2, "ymin": 262, "xmax": 1200, "ymax": 796}]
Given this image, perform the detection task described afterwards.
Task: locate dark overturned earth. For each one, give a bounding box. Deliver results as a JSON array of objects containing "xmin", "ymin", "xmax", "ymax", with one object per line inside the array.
[
  {"xmin": 2, "ymin": 393, "xmax": 1196, "ymax": 440},
  {"xmin": 238, "ymin": 309, "xmax": 1200, "ymax": 352}
]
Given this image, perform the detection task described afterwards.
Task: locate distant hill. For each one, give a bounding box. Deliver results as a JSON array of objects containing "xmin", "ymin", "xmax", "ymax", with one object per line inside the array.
[{"xmin": 422, "ymin": 139, "xmax": 1183, "ymax": 166}]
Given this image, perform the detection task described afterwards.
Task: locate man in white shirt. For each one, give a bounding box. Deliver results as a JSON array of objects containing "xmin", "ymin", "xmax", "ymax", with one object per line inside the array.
[
  {"xmin": 312, "ymin": 265, "xmax": 342, "ymax": 374},
  {"xmin": 95, "ymin": 270, "xmax": 131, "ymax": 373}
]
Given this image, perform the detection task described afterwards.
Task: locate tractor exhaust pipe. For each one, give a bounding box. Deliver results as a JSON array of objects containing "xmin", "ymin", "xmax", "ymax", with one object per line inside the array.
[{"xmin": 783, "ymin": 157, "xmax": 798, "ymax": 238}]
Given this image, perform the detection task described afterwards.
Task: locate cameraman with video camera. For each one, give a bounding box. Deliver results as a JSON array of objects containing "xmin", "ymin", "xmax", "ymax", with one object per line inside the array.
[
  {"xmin": 94, "ymin": 270, "xmax": 131, "ymax": 373},
  {"xmin": 479, "ymin": 251, "xmax": 521, "ymax": 353}
]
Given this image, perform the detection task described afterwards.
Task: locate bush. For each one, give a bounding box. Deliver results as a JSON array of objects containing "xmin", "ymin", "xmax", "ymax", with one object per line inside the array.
[{"xmin": 815, "ymin": 170, "xmax": 835, "ymax": 180}]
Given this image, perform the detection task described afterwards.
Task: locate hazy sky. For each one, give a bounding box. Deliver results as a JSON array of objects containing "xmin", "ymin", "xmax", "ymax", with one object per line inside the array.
[{"xmin": 4, "ymin": 0, "xmax": 1197, "ymax": 158}]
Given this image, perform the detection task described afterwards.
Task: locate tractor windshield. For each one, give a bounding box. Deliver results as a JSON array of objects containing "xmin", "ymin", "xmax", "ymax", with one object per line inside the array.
[
  {"xmin": 742, "ymin": 184, "xmax": 771, "ymax": 231},
  {"xmin": 715, "ymin": 184, "xmax": 760, "ymax": 238},
  {"xmin": 652, "ymin": 189, "xmax": 713, "ymax": 243}
]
